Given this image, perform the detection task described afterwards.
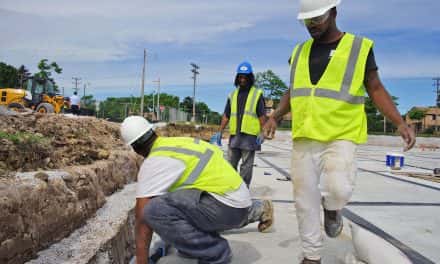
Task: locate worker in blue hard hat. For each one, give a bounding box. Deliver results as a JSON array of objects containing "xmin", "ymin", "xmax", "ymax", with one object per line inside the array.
[{"xmin": 212, "ymin": 61, "xmax": 267, "ymax": 187}]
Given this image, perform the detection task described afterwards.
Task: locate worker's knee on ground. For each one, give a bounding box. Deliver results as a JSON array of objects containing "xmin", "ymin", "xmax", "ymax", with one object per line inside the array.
[{"xmin": 200, "ymin": 239, "xmax": 232, "ymax": 264}]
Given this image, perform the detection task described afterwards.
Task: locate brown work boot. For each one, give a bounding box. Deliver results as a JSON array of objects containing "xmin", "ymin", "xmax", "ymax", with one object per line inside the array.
[
  {"xmin": 324, "ymin": 209, "xmax": 343, "ymax": 238},
  {"xmin": 301, "ymin": 258, "xmax": 321, "ymax": 264},
  {"xmin": 258, "ymin": 200, "xmax": 274, "ymax": 232}
]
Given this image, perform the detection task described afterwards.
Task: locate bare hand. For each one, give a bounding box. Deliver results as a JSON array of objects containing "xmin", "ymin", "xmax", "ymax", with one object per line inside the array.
[
  {"xmin": 263, "ymin": 117, "xmax": 278, "ymax": 139},
  {"xmin": 397, "ymin": 123, "xmax": 416, "ymax": 151}
]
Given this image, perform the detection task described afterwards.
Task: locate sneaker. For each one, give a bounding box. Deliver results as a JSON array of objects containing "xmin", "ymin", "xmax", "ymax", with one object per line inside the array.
[
  {"xmin": 258, "ymin": 200, "xmax": 274, "ymax": 232},
  {"xmin": 324, "ymin": 209, "xmax": 343, "ymax": 238},
  {"xmin": 300, "ymin": 258, "xmax": 321, "ymax": 264}
]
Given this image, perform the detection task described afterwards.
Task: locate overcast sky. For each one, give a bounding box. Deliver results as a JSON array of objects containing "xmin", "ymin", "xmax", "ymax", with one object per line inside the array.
[{"xmin": 1, "ymin": 0, "xmax": 439, "ymax": 113}]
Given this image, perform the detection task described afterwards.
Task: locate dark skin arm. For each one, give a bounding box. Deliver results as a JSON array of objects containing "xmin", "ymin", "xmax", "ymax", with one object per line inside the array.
[
  {"xmin": 365, "ymin": 70, "xmax": 415, "ymax": 151},
  {"xmin": 219, "ymin": 114, "xmax": 229, "ymax": 133},
  {"xmin": 135, "ymin": 197, "xmax": 153, "ymax": 264},
  {"xmin": 259, "ymin": 115, "xmax": 267, "ymax": 130},
  {"xmin": 264, "ymin": 89, "xmax": 291, "ymax": 138}
]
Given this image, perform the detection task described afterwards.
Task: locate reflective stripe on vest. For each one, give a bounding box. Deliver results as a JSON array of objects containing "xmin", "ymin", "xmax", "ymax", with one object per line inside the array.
[
  {"xmin": 289, "ymin": 33, "xmax": 373, "ymax": 144},
  {"xmin": 148, "ymin": 137, "xmax": 243, "ymax": 194},
  {"xmin": 290, "ymin": 36, "xmax": 365, "ymax": 105},
  {"xmin": 229, "ymin": 86, "xmax": 262, "ymax": 135},
  {"xmin": 150, "ymin": 146, "xmax": 214, "ymax": 189}
]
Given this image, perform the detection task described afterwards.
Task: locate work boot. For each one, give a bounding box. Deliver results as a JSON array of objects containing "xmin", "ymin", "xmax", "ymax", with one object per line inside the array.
[
  {"xmin": 300, "ymin": 258, "xmax": 321, "ymax": 264},
  {"xmin": 324, "ymin": 209, "xmax": 343, "ymax": 238},
  {"xmin": 258, "ymin": 200, "xmax": 274, "ymax": 232}
]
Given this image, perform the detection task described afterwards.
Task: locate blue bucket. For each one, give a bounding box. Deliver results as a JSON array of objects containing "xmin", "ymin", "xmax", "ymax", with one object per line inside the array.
[{"xmin": 386, "ymin": 153, "xmax": 405, "ymax": 170}]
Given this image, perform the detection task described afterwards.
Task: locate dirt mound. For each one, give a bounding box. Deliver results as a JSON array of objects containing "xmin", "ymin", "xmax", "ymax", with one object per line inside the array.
[
  {"xmin": 0, "ymin": 114, "xmax": 126, "ymax": 176},
  {"xmin": 156, "ymin": 123, "xmax": 223, "ymax": 141}
]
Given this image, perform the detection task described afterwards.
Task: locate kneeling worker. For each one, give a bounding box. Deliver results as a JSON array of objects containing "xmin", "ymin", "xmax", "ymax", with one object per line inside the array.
[{"xmin": 121, "ymin": 116, "xmax": 274, "ymax": 264}]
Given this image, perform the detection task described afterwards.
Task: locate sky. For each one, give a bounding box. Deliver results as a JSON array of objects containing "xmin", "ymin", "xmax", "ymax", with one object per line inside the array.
[{"xmin": 1, "ymin": 0, "xmax": 439, "ymax": 114}]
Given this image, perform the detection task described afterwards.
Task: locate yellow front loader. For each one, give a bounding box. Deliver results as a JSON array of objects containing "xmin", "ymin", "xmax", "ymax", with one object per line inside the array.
[{"xmin": 0, "ymin": 78, "xmax": 69, "ymax": 113}]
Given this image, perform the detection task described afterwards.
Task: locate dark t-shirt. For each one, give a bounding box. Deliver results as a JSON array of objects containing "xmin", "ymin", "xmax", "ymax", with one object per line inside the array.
[
  {"xmin": 291, "ymin": 36, "xmax": 378, "ymax": 85},
  {"xmin": 223, "ymin": 87, "xmax": 266, "ymax": 151}
]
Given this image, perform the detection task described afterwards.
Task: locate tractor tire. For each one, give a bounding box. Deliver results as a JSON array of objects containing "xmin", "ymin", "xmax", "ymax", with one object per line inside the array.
[
  {"xmin": 36, "ymin": 103, "xmax": 55, "ymax": 113},
  {"xmin": 7, "ymin": 103, "xmax": 25, "ymax": 112}
]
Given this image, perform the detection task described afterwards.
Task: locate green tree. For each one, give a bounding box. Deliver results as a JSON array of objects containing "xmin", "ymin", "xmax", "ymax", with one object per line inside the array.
[
  {"xmin": 155, "ymin": 93, "xmax": 179, "ymax": 109},
  {"xmin": 17, "ymin": 65, "xmax": 32, "ymax": 89},
  {"xmin": 98, "ymin": 94, "xmax": 221, "ymax": 124},
  {"xmin": 408, "ymin": 109, "xmax": 425, "ymax": 121},
  {"xmin": 0, "ymin": 62, "xmax": 18, "ymax": 87},
  {"xmin": 408, "ymin": 108, "xmax": 426, "ymax": 133},
  {"xmin": 255, "ymin": 70, "xmax": 288, "ymax": 106},
  {"xmin": 34, "ymin": 59, "xmax": 63, "ymax": 92},
  {"xmin": 180, "ymin": 96, "xmax": 194, "ymax": 113},
  {"xmin": 207, "ymin": 111, "xmax": 222, "ymax": 124},
  {"xmin": 196, "ymin": 102, "xmax": 210, "ymax": 123},
  {"xmin": 81, "ymin": 95, "xmax": 97, "ymax": 109},
  {"xmin": 365, "ymin": 96, "xmax": 399, "ymax": 133}
]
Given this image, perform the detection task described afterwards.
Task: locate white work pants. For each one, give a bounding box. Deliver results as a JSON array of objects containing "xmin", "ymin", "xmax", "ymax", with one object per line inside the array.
[{"xmin": 291, "ymin": 139, "xmax": 357, "ymax": 260}]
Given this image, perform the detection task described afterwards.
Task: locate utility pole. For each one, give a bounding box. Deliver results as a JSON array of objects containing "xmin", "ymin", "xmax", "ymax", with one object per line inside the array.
[
  {"xmin": 190, "ymin": 63, "xmax": 200, "ymax": 123},
  {"xmin": 433, "ymin": 77, "xmax": 440, "ymax": 108},
  {"xmin": 72, "ymin": 77, "xmax": 81, "ymax": 94},
  {"xmin": 62, "ymin": 87, "xmax": 65, "ymax": 96},
  {"xmin": 434, "ymin": 77, "xmax": 440, "ymax": 132},
  {"xmin": 153, "ymin": 78, "xmax": 161, "ymax": 121},
  {"xmin": 82, "ymin": 82, "xmax": 91, "ymax": 97},
  {"xmin": 140, "ymin": 49, "xmax": 147, "ymax": 116}
]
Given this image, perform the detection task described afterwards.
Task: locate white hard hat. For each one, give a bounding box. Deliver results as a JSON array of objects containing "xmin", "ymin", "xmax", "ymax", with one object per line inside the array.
[
  {"xmin": 298, "ymin": 0, "xmax": 341, "ymax": 20},
  {"xmin": 120, "ymin": 116, "xmax": 154, "ymax": 145}
]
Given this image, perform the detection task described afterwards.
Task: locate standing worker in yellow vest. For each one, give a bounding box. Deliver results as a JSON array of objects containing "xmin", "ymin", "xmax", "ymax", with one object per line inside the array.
[
  {"xmin": 212, "ymin": 62, "xmax": 266, "ymax": 187},
  {"xmin": 121, "ymin": 116, "xmax": 273, "ymax": 264},
  {"xmin": 264, "ymin": 1, "xmax": 416, "ymax": 263}
]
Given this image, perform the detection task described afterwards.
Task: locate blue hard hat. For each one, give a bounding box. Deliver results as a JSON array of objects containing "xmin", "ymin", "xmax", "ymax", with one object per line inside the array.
[{"xmin": 236, "ymin": 62, "xmax": 253, "ymax": 74}]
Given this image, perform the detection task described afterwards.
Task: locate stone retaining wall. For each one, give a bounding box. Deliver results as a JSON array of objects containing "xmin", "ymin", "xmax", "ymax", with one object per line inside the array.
[{"xmin": 0, "ymin": 151, "xmax": 142, "ymax": 264}]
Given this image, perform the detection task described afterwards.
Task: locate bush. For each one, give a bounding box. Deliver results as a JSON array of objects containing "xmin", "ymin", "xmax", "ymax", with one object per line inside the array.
[{"xmin": 423, "ymin": 127, "xmax": 436, "ymax": 135}]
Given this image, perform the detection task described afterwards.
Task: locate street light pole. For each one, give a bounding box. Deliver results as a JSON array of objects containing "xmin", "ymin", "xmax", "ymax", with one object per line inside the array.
[{"xmin": 190, "ymin": 63, "xmax": 200, "ymax": 123}]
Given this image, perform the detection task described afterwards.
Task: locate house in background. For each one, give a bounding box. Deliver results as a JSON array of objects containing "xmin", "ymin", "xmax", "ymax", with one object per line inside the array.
[
  {"xmin": 405, "ymin": 107, "xmax": 440, "ymax": 133},
  {"xmin": 265, "ymin": 98, "xmax": 292, "ymax": 128}
]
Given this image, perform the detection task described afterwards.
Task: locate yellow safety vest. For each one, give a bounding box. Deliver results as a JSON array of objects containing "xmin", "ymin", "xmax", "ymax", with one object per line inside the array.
[
  {"xmin": 229, "ymin": 86, "xmax": 263, "ymax": 136},
  {"xmin": 289, "ymin": 33, "xmax": 373, "ymax": 144},
  {"xmin": 148, "ymin": 137, "xmax": 243, "ymax": 194}
]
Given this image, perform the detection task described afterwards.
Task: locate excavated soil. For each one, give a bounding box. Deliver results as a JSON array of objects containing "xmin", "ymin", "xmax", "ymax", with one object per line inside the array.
[
  {"xmin": 0, "ymin": 113, "xmax": 125, "ymax": 177},
  {"xmin": 0, "ymin": 113, "xmax": 221, "ymax": 264}
]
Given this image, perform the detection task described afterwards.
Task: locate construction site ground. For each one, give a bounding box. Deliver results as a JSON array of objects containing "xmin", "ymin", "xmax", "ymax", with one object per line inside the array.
[
  {"xmin": 155, "ymin": 131, "xmax": 440, "ymax": 264},
  {"xmin": 3, "ymin": 112, "xmax": 438, "ymax": 264}
]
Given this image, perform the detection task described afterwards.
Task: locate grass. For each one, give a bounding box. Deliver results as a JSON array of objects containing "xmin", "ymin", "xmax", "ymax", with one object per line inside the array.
[{"xmin": 0, "ymin": 131, "xmax": 50, "ymax": 144}]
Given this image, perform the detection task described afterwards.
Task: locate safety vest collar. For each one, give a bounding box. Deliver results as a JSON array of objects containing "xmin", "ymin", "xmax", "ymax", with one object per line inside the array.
[
  {"xmin": 290, "ymin": 34, "xmax": 365, "ymax": 105},
  {"xmin": 230, "ymin": 86, "xmax": 260, "ymax": 112},
  {"xmin": 150, "ymin": 138, "xmax": 214, "ymax": 190}
]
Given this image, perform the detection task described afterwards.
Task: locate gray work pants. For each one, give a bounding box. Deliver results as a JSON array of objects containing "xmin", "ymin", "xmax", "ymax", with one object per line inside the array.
[
  {"xmin": 227, "ymin": 148, "xmax": 255, "ymax": 187},
  {"xmin": 143, "ymin": 189, "xmax": 264, "ymax": 264}
]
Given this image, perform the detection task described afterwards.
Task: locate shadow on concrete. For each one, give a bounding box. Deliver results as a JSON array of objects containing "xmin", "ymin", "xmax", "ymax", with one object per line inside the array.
[
  {"xmin": 222, "ymin": 226, "xmax": 277, "ymax": 235},
  {"xmin": 157, "ymin": 240, "xmax": 261, "ymax": 264}
]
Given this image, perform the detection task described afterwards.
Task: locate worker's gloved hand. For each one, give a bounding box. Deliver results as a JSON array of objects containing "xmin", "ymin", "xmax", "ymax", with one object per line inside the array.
[
  {"xmin": 210, "ymin": 132, "xmax": 222, "ymax": 146},
  {"xmin": 256, "ymin": 133, "xmax": 265, "ymax": 146}
]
